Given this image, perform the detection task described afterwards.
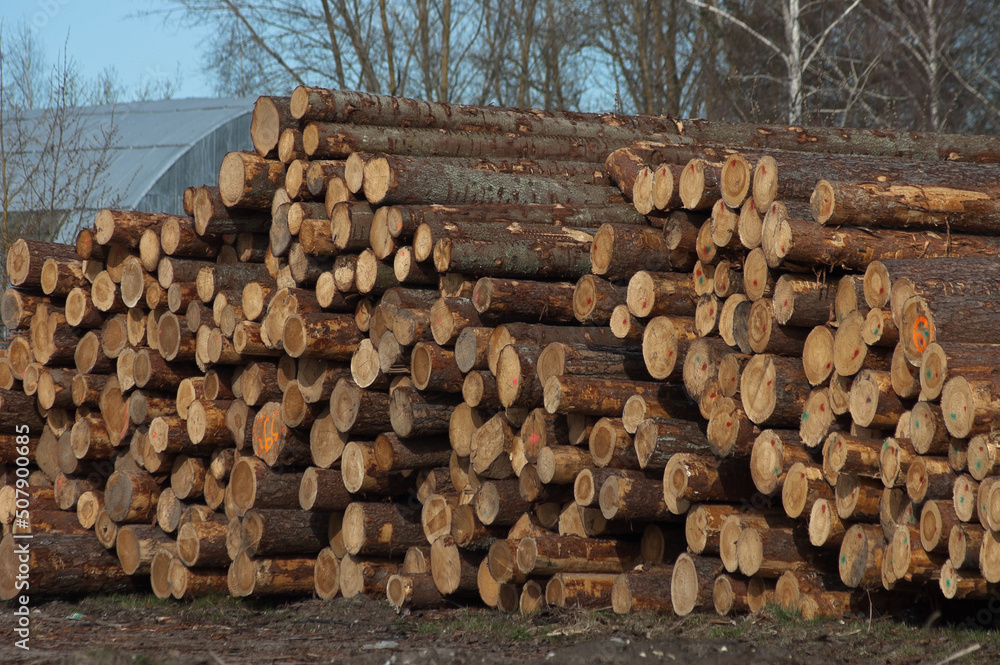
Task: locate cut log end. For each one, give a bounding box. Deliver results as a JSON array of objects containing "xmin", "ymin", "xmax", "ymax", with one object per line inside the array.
[{"xmin": 810, "ymin": 180, "xmax": 836, "ymax": 225}]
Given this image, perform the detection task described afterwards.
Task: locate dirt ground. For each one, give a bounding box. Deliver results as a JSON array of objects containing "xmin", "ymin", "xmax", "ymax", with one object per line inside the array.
[{"xmin": 0, "ymin": 593, "xmax": 997, "ymax": 665}]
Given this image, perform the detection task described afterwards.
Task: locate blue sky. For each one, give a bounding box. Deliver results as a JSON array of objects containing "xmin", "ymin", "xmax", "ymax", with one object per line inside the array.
[{"xmin": 1, "ymin": 0, "xmax": 215, "ymax": 99}]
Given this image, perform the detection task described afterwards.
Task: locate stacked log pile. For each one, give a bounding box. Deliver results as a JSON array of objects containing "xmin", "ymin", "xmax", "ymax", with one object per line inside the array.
[{"xmin": 3, "ymin": 87, "xmax": 1000, "ymax": 621}]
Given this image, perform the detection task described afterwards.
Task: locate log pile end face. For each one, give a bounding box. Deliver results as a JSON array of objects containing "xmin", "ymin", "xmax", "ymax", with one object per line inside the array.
[{"xmin": 13, "ymin": 86, "xmax": 1000, "ymax": 621}]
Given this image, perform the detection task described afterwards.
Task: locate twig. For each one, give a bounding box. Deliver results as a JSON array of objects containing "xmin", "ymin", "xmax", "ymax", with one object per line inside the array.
[{"xmin": 934, "ymin": 643, "xmax": 981, "ymax": 665}]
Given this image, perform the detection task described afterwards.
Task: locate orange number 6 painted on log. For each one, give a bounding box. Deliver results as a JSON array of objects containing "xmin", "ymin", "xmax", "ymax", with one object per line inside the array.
[{"xmin": 911, "ymin": 316, "xmax": 933, "ymax": 354}]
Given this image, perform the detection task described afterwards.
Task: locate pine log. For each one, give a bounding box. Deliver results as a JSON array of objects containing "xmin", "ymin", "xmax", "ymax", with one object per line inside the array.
[
  {"xmin": 813, "ymin": 179, "xmax": 1000, "ymax": 234},
  {"xmin": 229, "ymin": 456, "xmax": 303, "ymax": 516},
  {"xmin": 626, "ymin": 270, "xmax": 698, "ymax": 319},
  {"xmin": 0, "ymin": 533, "xmax": 137, "ymax": 600},
  {"xmin": 633, "ymin": 417, "xmax": 711, "ymax": 471},
  {"xmin": 767, "ymin": 214, "xmax": 1000, "ymax": 271},
  {"xmin": 433, "ymin": 232, "xmax": 592, "ymax": 281},
  {"xmin": 290, "ymin": 86, "xmax": 679, "ymax": 139},
  {"xmin": 516, "ymin": 535, "xmax": 640, "ymax": 576},
  {"xmin": 303, "ymin": 120, "xmax": 629, "ymax": 163},
  {"xmin": 544, "ymin": 375, "xmax": 684, "ymax": 417},
  {"xmin": 104, "ymin": 469, "xmax": 162, "ymax": 523},
  {"xmin": 670, "ymin": 552, "xmax": 722, "ymax": 616},
  {"xmin": 591, "ymin": 223, "xmax": 691, "ymax": 281},
  {"xmin": 735, "ymin": 355, "xmax": 809, "ymax": 430},
  {"xmin": 7, "ymin": 239, "xmax": 81, "ymax": 289},
  {"xmin": 41, "ymin": 256, "xmax": 92, "ymax": 297},
  {"xmin": 389, "ymin": 387, "xmax": 459, "ymax": 438},
  {"xmin": 230, "ymin": 550, "xmax": 316, "ymax": 597},
  {"xmin": 363, "ymin": 154, "xmax": 620, "ymax": 207},
  {"xmin": 664, "ymin": 453, "xmax": 757, "ymax": 510},
  {"xmin": 941, "ymin": 375, "xmax": 1000, "ymax": 439}
]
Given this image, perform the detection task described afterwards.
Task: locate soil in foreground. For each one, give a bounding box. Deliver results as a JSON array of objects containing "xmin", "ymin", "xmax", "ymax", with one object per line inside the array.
[{"xmin": 0, "ymin": 594, "xmax": 997, "ymax": 665}]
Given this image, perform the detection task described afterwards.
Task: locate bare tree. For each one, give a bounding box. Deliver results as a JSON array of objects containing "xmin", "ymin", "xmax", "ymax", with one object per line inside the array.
[
  {"xmin": 589, "ymin": 0, "xmax": 708, "ymax": 116},
  {"xmin": 858, "ymin": 0, "xmax": 1000, "ymax": 133},
  {"xmin": 687, "ymin": 0, "xmax": 863, "ymax": 124},
  {"xmin": 0, "ymin": 23, "xmax": 122, "ymax": 263},
  {"xmin": 157, "ymin": 0, "xmax": 1000, "ymax": 131}
]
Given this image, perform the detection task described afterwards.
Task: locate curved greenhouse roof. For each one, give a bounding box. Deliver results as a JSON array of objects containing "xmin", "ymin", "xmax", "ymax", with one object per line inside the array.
[{"xmin": 5, "ymin": 97, "xmax": 254, "ymax": 240}]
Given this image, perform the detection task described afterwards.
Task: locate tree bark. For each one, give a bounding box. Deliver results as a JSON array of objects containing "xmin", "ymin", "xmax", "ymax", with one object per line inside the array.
[
  {"xmin": 363, "ymin": 154, "xmax": 620, "ymax": 207},
  {"xmin": 814, "ymin": 179, "xmax": 1000, "ymax": 235},
  {"xmin": 303, "ymin": 121, "xmax": 628, "ymax": 163},
  {"xmin": 768, "ymin": 215, "xmax": 1000, "ymax": 271}
]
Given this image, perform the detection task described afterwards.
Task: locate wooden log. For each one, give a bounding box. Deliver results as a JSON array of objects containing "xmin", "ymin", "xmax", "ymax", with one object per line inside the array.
[
  {"xmin": 303, "ymin": 119, "xmax": 630, "ymax": 163},
  {"xmin": 849, "ymin": 369, "xmax": 907, "ymax": 429},
  {"xmin": 807, "ymin": 497, "xmax": 847, "ymax": 548},
  {"xmin": 408, "ymin": 342, "xmax": 461, "ymax": 394},
  {"xmin": 429, "ymin": 535, "xmax": 480, "ymax": 596},
  {"xmin": 291, "ymin": 85, "xmax": 685, "ymax": 138},
  {"xmin": 104, "ymin": 469, "xmax": 162, "ymax": 523},
  {"xmin": 767, "ymin": 214, "xmax": 1000, "ymax": 271},
  {"xmin": 7, "ymin": 239, "xmax": 78, "ymax": 289},
  {"xmin": 610, "ymin": 565, "xmax": 676, "ymax": 614},
  {"xmin": 328, "ymin": 378, "xmax": 391, "ymax": 436},
  {"xmin": 736, "ymin": 526, "xmax": 818, "ymax": 578},
  {"xmin": 749, "ymin": 428, "xmax": 811, "ymax": 495},
  {"xmin": 281, "ymin": 312, "xmax": 363, "ymax": 361},
  {"xmin": 544, "ymin": 375, "xmax": 683, "ymax": 417},
  {"xmin": 297, "ymin": 466, "xmax": 352, "ymax": 512},
  {"xmin": 41, "ymin": 256, "xmax": 91, "ymax": 297},
  {"xmin": 250, "ymin": 401, "xmax": 311, "ymax": 467},
  {"xmin": 596, "ymin": 471, "xmax": 670, "ymax": 522},
  {"xmin": 229, "ymin": 550, "xmax": 316, "ymax": 597},
  {"xmin": 919, "ymin": 342, "xmax": 1000, "ymax": 402},
  {"xmin": 373, "ymin": 432, "xmax": 450, "ymax": 473},
  {"xmin": 113, "ymin": 524, "xmax": 174, "ymax": 575},
  {"xmin": 363, "ymin": 154, "xmax": 619, "ymax": 207},
  {"xmin": 591, "ymin": 223, "xmax": 690, "ymax": 281},
  {"xmin": 169, "ymin": 454, "xmax": 207, "ymax": 501},
  {"xmin": 633, "ymin": 417, "xmax": 711, "ymax": 471},
  {"xmin": 472, "ymin": 479, "xmax": 528, "ymax": 526},
  {"xmin": 812, "ymin": 179, "xmax": 1000, "ymax": 234},
  {"xmin": 908, "ymin": 401, "xmax": 952, "ymax": 456},
  {"xmin": 838, "ymin": 523, "xmax": 886, "ymax": 588},
  {"xmin": 796, "ymin": 388, "xmax": 836, "ymax": 449},
  {"xmin": 782, "ymin": 461, "xmax": 834, "ymax": 519},
  {"xmin": 740, "ymin": 354, "xmax": 811, "ymax": 428},
  {"xmin": 906, "ymin": 455, "xmax": 953, "ymax": 504},
  {"xmin": 0, "ymin": 533, "xmax": 136, "ymax": 600},
  {"xmin": 229, "ymin": 456, "xmax": 303, "ymax": 516},
  {"xmin": 389, "ymin": 386, "xmax": 459, "ymax": 438},
  {"xmin": 387, "ymin": 573, "xmax": 447, "ymax": 610},
  {"xmin": 249, "ymin": 95, "xmax": 292, "ymax": 158},
  {"xmin": 487, "ymin": 321, "xmax": 627, "ymax": 375},
  {"xmin": 433, "ymin": 232, "xmax": 592, "ymax": 281},
  {"xmin": 516, "ymin": 535, "xmax": 640, "ymax": 576},
  {"xmin": 834, "ymin": 474, "xmax": 883, "ymax": 521},
  {"xmin": 626, "ymin": 270, "xmax": 698, "ymax": 319},
  {"xmin": 545, "ymin": 572, "xmax": 617, "ymax": 609},
  {"xmin": 950, "ymin": 522, "xmax": 984, "ymax": 570},
  {"xmin": 664, "ymin": 453, "xmax": 757, "ymax": 510},
  {"xmin": 669, "ymin": 552, "xmax": 722, "ymax": 616},
  {"xmin": 389, "ymin": 205, "xmax": 647, "ymax": 241},
  {"xmin": 218, "ymin": 151, "xmax": 286, "ymax": 208},
  {"xmin": 472, "ymin": 277, "xmax": 576, "ymax": 323},
  {"xmin": 941, "ymin": 375, "xmax": 1000, "ymax": 439},
  {"xmin": 239, "ymin": 508, "xmax": 328, "ymax": 557},
  {"xmin": 187, "ymin": 399, "xmax": 233, "ymax": 446},
  {"xmin": 196, "ymin": 262, "xmax": 271, "ymax": 303}
]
